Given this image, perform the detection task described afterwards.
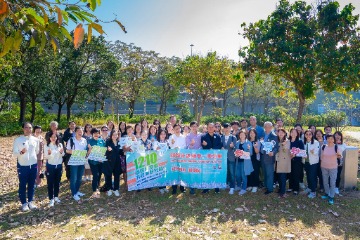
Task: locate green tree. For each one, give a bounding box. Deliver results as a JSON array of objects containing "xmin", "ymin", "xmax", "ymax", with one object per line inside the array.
[
  {"xmin": 0, "ymin": 0, "xmax": 126, "ymax": 57},
  {"xmin": 240, "ymin": 0, "xmax": 360, "ymax": 122},
  {"xmin": 174, "ymin": 52, "xmax": 244, "ymax": 123},
  {"xmin": 110, "ymin": 41, "xmax": 158, "ymax": 118},
  {"xmin": 154, "ymin": 56, "xmax": 181, "ymax": 115}
]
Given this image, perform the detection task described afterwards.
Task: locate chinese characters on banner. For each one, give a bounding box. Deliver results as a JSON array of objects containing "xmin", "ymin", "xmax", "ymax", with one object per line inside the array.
[{"xmin": 126, "ymin": 149, "xmax": 227, "ymax": 191}]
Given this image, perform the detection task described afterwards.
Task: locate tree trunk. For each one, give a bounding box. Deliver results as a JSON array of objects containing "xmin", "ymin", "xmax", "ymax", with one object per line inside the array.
[
  {"xmin": 66, "ymin": 103, "xmax": 72, "ymax": 121},
  {"xmin": 93, "ymin": 101, "xmax": 97, "ymax": 112},
  {"xmin": 159, "ymin": 100, "xmax": 164, "ymax": 115},
  {"xmin": 56, "ymin": 103, "xmax": 63, "ymax": 123},
  {"xmin": 30, "ymin": 97, "xmax": 36, "ymax": 123},
  {"xmin": 197, "ymin": 98, "xmax": 206, "ymax": 123},
  {"xmin": 18, "ymin": 91, "xmax": 26, "ymax": 123},
  {"xmin": 296, "ymin": 91, "xmax": 306, "ymax": 123},
  {"xmin": 100, "ymin": 97, "xmax": 105, "ymax": 111},
  {"xmin": 222, "ymin": 91, "xmax": 228, "ymax": 117},
  {"xmin": 128, "ymin": 100, "xmax": 135, "ymax": 118}
]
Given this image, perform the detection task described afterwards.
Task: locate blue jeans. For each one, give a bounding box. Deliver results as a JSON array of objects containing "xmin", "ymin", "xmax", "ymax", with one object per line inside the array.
[
  {"xmin": 46, "ymin": 163, "xmax": 62, "ymax": 200},
  {"xmin": 261, "ymin": 161, "xmax": 274, "ymax": 192},
  {"xmin": 89, "ymin": 160, "xmax": 102, "ymax": 192},
  {"xmin": 237, "ymin": 161, "xmax": 247, "ymax": 190},
  {"xmin": 278, "ymin": 173, "xmax": 287, "ymax": 195},
  {"xmin": 305, "ymin": 162, "xmax": 318, "ymax": 192},
  {"xmin": 17, "ymin": 163, "xmax": 37, "ymax": 204},
  {"xmin": 228, "ymin": 161, "xmax": 241, "ymax": 189},
  {"xmin": 70, "ymin": 165, "xmax": 85, "ymax": 196}
]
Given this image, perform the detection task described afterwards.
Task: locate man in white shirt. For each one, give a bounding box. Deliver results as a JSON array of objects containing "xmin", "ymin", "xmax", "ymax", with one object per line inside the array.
[
  {"xmin": 13, "ymin": 122, "xmax": 40, "ymax": 211},
  {"xmin": 169, "ymin": 124, "xmax": 186, "ymax": 194}
]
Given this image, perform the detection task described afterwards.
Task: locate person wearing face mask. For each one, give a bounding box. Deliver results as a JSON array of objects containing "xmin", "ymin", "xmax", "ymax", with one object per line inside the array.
[{"xmin": 13, "ymin": 122, "xmax": 40, "ymax": 211}]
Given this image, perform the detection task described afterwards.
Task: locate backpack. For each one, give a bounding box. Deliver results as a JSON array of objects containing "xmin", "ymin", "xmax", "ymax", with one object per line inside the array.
[
  {"xmin": 63, "ymin": 137, "xmax": 75, "ymax": 163},
  {"xmin": 322, "ymin": 144, "xmax": 340, "ymax": 165}
]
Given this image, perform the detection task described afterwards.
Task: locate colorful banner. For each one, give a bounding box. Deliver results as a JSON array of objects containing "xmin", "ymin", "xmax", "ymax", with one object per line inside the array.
[
  {"xmin": 126, "ymin": 149, "xmax": 227, "ymax": 191},
  {"xmin": 68, "ymin": 150, "xmax": 87, "ymax": 166},
  {"xmin": 88, "ymin": 146, "xmax": 107, "ymax": 161}
]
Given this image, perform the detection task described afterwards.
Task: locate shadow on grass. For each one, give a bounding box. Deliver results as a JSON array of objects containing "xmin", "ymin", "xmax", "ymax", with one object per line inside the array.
[{"xmin": 1, "ymin": 177, "xmax": 360, "ymax": 239}]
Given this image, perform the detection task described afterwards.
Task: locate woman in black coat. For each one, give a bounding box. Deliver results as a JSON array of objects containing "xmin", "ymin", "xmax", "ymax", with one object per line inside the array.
[{"xmin": 103, "ymin": 130, "xmax": 122, "ymax": 197}]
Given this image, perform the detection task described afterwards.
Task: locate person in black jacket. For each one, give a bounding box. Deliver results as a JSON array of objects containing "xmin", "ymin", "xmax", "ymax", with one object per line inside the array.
[
  {"xmin": 289, "ymin": 128, "xmax": 305, "ymax": 195},
  {"xmin": 103, "ymin": 130, "xmax": 122, "ymax": 197},
  {"xmin": 62, "ymin": 121, "xmax": 76, "ymax": 180},
  {"xmin": 201, "ymin": 122, "xmax": 223, "ymax": 194}
]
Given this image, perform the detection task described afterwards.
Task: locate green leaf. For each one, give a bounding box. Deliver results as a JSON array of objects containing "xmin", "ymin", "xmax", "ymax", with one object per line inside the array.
[
  {"xmin": 60, "ymin": 27, "xmax": 72, "ymax": 41},
  {"xmin": 91, "ymin": 22, "xmax": 105, "ymax": 34},
  {"xmin": 88, "ymin": 24, "xmax": 92, "ymax": 43},
  {"xmin": 12, "ymin": 30, "xmax": 23, "ymax": 51},
  {"xmin": 89, "ymin": 0, "xmax": 97, "ymax": 11},
  {"xmin": 24, "ymin": 8, "xmax": 45, "ymax": 25},
  {"xmin": 39, "ymin": 32, "xmax": 46, "ymax": 53},
  {"xmin": 29, "ymin": 36, "xmax": 36, "ymax": 48},
  {"xmin": 0, "ymin": 37, "xmax": 13, "ymax": 57}
]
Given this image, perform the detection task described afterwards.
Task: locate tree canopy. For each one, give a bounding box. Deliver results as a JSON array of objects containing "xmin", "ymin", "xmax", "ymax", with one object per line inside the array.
[{"xmin": 240, "ymin": 0, "xmax": 360, "ymax": 122}]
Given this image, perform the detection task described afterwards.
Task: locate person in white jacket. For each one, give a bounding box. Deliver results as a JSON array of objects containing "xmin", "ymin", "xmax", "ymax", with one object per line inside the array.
[
  {"xmin": 44, "ymin": 133, "xmax": 65, "ymax": 207},
  {"xmin": 169, "ymin": 124, "xmax": 186, "ymax": 194},
  {"xmin": 303, "ymin": 130, "xmax": 320, "ymax": 199},
  {"xmin": 12, "ymin": 122, "xmax": 40, "ymax": 211}
]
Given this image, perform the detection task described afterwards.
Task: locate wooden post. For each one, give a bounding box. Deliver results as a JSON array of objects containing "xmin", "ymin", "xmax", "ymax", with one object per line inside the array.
[{"xmin": 341, "ymin": 146, "xmax": 359, "ymax": 190}]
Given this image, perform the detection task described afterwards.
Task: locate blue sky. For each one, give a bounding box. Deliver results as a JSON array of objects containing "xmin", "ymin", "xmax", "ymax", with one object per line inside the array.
[{"xmin": 92, "ymin": 0, "xmax": 360, "ymax": 60}]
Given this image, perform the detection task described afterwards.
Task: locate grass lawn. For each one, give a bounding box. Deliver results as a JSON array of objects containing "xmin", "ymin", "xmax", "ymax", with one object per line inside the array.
[{"xmin": 0, "ymin": 134, "xmax": 359, "ymax": 240}]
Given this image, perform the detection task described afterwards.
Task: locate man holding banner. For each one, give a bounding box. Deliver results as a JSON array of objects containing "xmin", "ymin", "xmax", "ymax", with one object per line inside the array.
[{"xmin": 201, "ymin": 122, "xmax": 223, "ymax": 194}]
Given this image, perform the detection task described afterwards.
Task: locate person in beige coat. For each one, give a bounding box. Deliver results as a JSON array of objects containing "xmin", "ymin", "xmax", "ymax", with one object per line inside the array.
[{"xmin": 276, "ymin": 129, "xmax": 291, "ymax": 198}]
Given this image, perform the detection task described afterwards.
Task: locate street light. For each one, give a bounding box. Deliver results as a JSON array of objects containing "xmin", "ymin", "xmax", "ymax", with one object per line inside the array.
[{"xmin": 190, "ymin": 44, "xmax": 194, "ymax": 56}]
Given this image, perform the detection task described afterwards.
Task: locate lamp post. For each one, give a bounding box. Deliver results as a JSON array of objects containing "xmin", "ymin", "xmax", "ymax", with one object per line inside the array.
[{"xmin": 190, "ymin": 44, "xmax": 194, "ymax": 56}]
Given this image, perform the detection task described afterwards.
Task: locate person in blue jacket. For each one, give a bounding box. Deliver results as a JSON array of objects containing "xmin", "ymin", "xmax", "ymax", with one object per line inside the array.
[{"xmin": 201, "ymin": 122, "xmax": 222, "ymax": 194}]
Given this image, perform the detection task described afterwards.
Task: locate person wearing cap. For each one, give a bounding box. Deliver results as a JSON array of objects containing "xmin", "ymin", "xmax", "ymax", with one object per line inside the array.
[{"xmin": 13, "ymin": 122, "xmax": 40, "ymax": 211}]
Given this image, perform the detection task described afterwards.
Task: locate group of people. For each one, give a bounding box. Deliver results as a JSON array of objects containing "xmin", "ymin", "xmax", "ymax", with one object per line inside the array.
[{"xmin": 13, "ymin": 115, "xmax": 346, "ymax": 211}]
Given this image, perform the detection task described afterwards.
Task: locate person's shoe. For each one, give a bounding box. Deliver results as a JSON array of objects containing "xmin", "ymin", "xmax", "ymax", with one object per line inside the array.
[
  {"xmin": 286, "ymin": 189, "xmax": 293, "ymax": 192},
  {"xmin": 82, "ymin": 177, "xmax": 86, "ymax": 182},
  {"xmin": 234, "ymin": 186, "xmax": 241, "ymax": 191},
  {"xmin": 28, "ymin": 202, "xmax": 37, "ymax": 210},
  {"xmin": 49, "ymin": 199, "xmax": 55, "ymax": 207},
  {"xmin": 246, "ymin": 187, "xmax": 252, "ymax": 191},
  {"xmin": 159, "ymin": 189, "xmax": 165, "ymax": 194},
  {"xmin": 77, "ymin": 192, "xmax": 85, "ymax": 197},
  {"xmin": 113, "ymin": 190, "xmax": 120, "ymax": 197},
  {"xmin": 229, "ymin": 188, "xmax": 234, "ymax": 195},
  {"xmin": 22, "ymin": 203, "xmax": 30, "ymax": 212},
  {"xmin": 328, "ymin": 197, "xmax": 334, "ymax": 205},
  {"xmin": 172, "ymin": 189, "xmax": 177, "ymax": 195},
  {"xmin": 73, "ymin": 195, "xmax": 81, "ymax": 201},
  {"xmin": 202, "ymin": 189, "xmax": 209, "ymax": 194},
  {"xmin": 334, "ymin": 188, "xmax": 340, "ymax": 195},
  {"xmin": 107, "ymin": 190, "xmax": 113, "ymax": 196},
  {"xmin": 300, "ymin": 183, "xmax": 306, "ymax": 189},
  {"xmin": 190, "ymin": 188, "xmax": 195, "ymax": 195},
  {"xmin": 215, "ymin": 189, "xmax": 220, "ymax": 194},
  {"xmin": 304, "ymin": 188, "xmax": 311, "ymax": 193},
  {"xmin": 54, "ymin": 197, "xmax": 61, "ymax": 203},
  {"xmin": 293, "ymin": 191, "xmax": 299, "ymax": 195},
  {"xmin": 264, "ymin": 191, "xmax": 272, "ymax": 195},
  {"xmin": 278, "ymin": 194, "xmax": 286, "ymax": 198},
  {"xmin": 239, "ymin": 189, "xmax": 247, "ymax": 195},
  {"xmin": 163, "ymin": 188, "xmax": 169, "ymax": 193},
  {"xmin": 308, "ymin": 192, "xmax": 316, "ymax": 199},
  {"xmin": 251, "ymin": 187, "xmax": 258, "ymax": 193},
  {"xmin": 321, "ymin": 194, "xmax": 329, "ymax": 199}
]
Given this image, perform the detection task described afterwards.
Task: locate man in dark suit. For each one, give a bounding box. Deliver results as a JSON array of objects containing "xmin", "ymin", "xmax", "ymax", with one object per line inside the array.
[
  {"xmin": 201, "ymin": 122, "xmax": 223, "ymax": 193},
  {"xmin": 260, "ymin": 121, "xmax": 279, "ymax": 194},
  {"xmin": 221, "ymin": 123, "xmax": 237, "ymax": 194}
]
